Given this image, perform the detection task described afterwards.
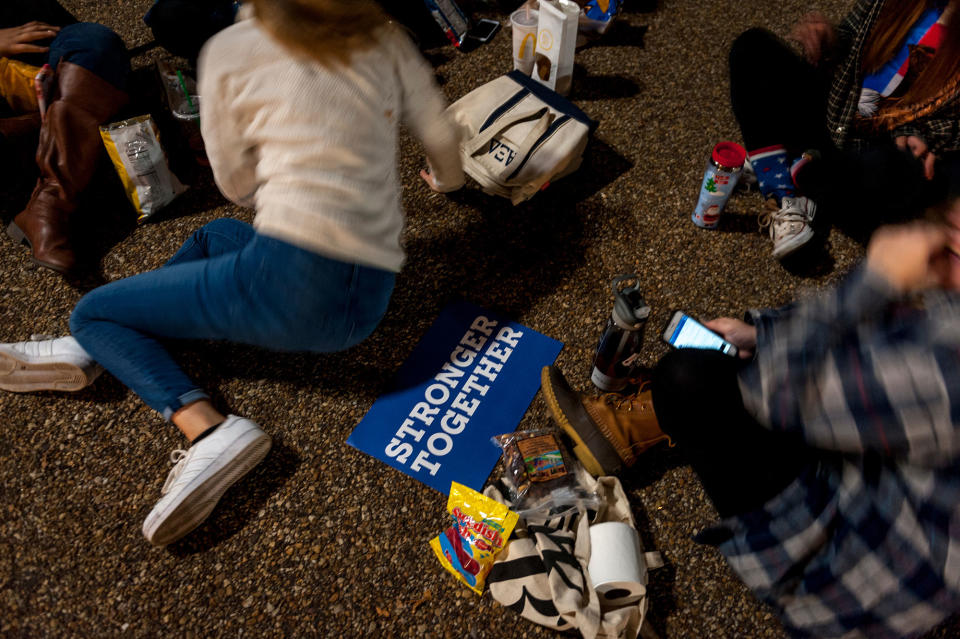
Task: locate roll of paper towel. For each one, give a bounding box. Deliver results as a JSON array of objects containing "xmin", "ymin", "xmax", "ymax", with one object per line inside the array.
[{"xmin": 587, "ymin": 521, "xmax": 647, "ymax": 606}]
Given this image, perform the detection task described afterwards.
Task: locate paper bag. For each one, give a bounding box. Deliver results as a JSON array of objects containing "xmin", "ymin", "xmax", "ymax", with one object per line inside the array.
[{"xmin": 533, "ymin": 0, "xmax": 579, "ymax": 95}]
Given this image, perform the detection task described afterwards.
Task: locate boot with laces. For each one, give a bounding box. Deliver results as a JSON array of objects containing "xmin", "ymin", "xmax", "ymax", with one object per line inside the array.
[
  {"xmin": 540, "ymin": 366, "xmax": 671, "ymax": 476},
  {"xmin": 0, "ymin": 335, "xmax": 103, "ymax": 392},
  {"xmin": 142, "ymin": 415, "xmax": 272, "ymax": 546},
  {"xmin": 757, "ymin": 195, "xmax": 816, "ymax": 260}
]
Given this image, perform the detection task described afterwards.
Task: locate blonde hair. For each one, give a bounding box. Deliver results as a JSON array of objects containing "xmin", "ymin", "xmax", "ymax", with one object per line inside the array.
[{"xmin": 249, "ymin": 0, "xmax": 392, "ymax": 67}]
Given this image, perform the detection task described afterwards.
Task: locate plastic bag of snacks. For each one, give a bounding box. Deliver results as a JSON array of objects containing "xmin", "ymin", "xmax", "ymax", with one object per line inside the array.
[
  {"xmin": 100, "ymin": 115, "xmax": 187, "ymax": 221},
  {"xmin": 493, "ymin": 429, "xmax": 599, "ymax": 518},
  {"xmin": 430, "ymin": 482, "xmax": 519, "ymax": 595}
]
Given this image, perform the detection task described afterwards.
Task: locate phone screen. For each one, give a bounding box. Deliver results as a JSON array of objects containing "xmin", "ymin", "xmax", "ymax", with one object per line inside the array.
[{"xmin": 666, "ymin": 314, "xmax": 738, "ymax": 356}]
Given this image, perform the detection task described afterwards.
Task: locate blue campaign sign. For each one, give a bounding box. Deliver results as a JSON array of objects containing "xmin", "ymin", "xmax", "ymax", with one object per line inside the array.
[{"xmin": 347, "ymin": 301, "xmax": 563, "ymax": 494}]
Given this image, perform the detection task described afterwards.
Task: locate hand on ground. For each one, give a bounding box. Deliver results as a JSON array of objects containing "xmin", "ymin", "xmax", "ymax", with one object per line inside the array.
[{"xmin": 420, "ymin": 168, "xmax": 443, "ymax": 192}]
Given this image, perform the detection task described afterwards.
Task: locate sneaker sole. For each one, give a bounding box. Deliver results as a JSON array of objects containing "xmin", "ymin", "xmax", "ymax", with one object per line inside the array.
[
  {"xmin": 773, "ymin": 226, "xmax": 813, "ymax": 260},
  {"xmin": 540, "ymin": 366, "xmax": 622, "ymax": 477},
  {"xmin": 0, "ymin": 350, "xmax": 94, "ymax": 392},
  {"xmin": 143, "ymin": 428, "xmax": 272, "ymax": 546}
]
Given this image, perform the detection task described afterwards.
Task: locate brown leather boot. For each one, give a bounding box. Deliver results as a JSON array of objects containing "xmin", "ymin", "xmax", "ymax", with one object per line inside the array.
[
  {"xmin": 541, "ymin": 365, "xmax": 672, "ymax": 476},
  {"xmin": 6, "ymin": 62, "xmax": 128, "ymax": 274},
  {"xmin": 0, "ymin": 112, "xmax": 41, "ymax": 175}
]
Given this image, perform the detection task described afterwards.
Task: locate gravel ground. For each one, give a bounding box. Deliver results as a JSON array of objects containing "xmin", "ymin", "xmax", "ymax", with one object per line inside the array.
[{"xmin": 2, "ymin": 1, "xmax": 958, "ymax": 638}]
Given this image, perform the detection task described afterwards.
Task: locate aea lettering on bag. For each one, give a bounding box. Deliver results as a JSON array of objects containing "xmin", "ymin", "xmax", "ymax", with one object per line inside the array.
[{"xmin": 488, "ymin": 139, "xmax": 518, "ymax": 167}]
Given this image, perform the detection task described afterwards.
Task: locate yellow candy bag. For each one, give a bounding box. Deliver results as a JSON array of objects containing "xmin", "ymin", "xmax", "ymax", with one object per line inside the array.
[{"xmin": 429, "ymin": 482, "xmax": 519, "ymax": 595}]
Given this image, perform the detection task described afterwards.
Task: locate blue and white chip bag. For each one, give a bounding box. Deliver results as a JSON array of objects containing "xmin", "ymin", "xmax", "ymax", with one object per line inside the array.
[
  {"xmin": 423, "ymin": 0, "xmax": 470, "ymax": 47},
  {"xmin": 580, "ymin": 0, "xmax": 622, "ymax": 34}
]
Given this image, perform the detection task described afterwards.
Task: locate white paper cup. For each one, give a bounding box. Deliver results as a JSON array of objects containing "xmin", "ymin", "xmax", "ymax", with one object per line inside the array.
[{"xmin": 511, "ymin": 8, "xmax": 539, "ymax": 75}]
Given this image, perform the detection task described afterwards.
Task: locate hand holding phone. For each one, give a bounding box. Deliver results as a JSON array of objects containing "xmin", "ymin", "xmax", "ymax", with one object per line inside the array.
[
  {"xmin": 704, "ymin": 318, "xmax": 756, "ymax": 359},
  {"xmin": 662, "ymin": 311, "xmax": 741, "ymax": 358}
]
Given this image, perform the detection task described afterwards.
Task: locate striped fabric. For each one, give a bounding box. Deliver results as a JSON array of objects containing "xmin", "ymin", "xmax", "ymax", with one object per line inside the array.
[
  {"xmin": 826, "ymin": 0, "xmax": 960, "ymax": 154},
  {"xmin": 484, "ymin": 476, "xmax": 657, "ymax": 639},
  {"xmin": 708, "ymin": 267, "xmax": 960, "ymax": 638}
]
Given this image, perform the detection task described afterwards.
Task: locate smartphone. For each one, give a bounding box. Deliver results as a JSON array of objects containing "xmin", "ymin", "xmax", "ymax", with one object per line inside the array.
[
  {"xmin": 662, "ymin": 311, "xmax": 739, "ymax": 357},
  {"xmin": 467, "ymin": 18, "xmax": 501, "ymax": 43}
]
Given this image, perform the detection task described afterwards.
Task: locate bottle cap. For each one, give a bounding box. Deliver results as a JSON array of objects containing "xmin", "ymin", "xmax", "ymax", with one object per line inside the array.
[
  {"xmin": 712, "ymin": 141, "xmax": 746, "ymax": 171},
  {"xmin": 611, "ymin": 275, "xmax": 650, "ymax": 330}
]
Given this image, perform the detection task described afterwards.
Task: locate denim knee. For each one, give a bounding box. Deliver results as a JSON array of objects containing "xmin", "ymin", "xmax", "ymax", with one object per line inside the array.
[
  {"xmin": 50, "ymin": 23, "xmax": 130, "ymax": 90},
  {"xmin": 69, "ymin": 290, "xmax": 98, "ymax": 338}
]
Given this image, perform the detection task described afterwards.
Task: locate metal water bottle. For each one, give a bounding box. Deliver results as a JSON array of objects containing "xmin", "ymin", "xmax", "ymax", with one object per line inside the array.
[{"xmin": 590, "ymin": 275, "xmax": 650, "ymax": 392}]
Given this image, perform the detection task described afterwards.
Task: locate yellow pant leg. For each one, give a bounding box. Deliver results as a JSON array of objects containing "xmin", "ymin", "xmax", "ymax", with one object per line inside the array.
[{"xmin": 0, "ymin": 58, "xmax": 40, "ymax": 113}]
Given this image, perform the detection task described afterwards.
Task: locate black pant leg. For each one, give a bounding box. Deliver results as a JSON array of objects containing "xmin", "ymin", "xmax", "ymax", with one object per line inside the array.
[
  {"xmin": 0, "ymin": 0, "xmax": 76, "ymax": 28},
  {"xmin": 729, "ymin": 28, "xmax": 833, "ymax": 155},
  {"xmin": 651, "ymin": 348, "xmax": 812, "ymax": 518}
]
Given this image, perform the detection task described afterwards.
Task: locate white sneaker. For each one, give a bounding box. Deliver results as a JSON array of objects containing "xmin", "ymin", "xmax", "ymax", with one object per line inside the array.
[
  {"xmin": 0, "ymin": 335, "xmax": 103, "ymax": 392},
  {"xmin": 758, "ymin": 196, "xmax": 816, "ymax": 259},
  {"xmin": 142, "ymin": 415, "xmax": 272, "ymax": 546}
]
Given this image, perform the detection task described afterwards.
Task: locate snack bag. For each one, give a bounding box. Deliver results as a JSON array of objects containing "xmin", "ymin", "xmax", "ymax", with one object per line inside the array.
[
  {"xmin": 533, "ymin": 0, "xmax": 579, "ymax": 95},
  {"xmin": 100, "ymin": 115, "xmax": 187, "ymax": 221},
  {"xmin": 430, "ymin": 482, "xmax": 519, "ymax": 595},
  {"xmin": 493, "ymin": 429, "xmax": 600, "ymax": 518},
  {"xmin": 580, "ymin": 0, "xmax": 622, "ymax": 35},
  {"xmin": 422, "ymin": 0, "xmax": 470, "ymax": 48}
]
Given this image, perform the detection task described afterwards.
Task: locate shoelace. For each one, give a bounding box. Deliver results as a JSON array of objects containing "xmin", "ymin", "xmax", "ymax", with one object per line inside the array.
[
  {"xmin": 758, "ymin": 200, "xmax": 808, "ymax": 237},
  {"xmin": 598, "ymin": 382, "xmax": 674, "ymax": 450},
  {"xmin": 757, "ymin": 198, "xmax": 780, "ymax": 231},
  {"xmin": 161, "ymin": 449, "xmax": 191, "ymax": 495},
  {"xmin": 600, "ymin": 381, "xmax": 654, "ymax": 411}
]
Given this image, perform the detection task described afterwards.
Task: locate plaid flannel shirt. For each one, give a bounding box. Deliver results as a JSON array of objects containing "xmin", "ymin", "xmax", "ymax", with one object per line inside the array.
[
  {"xmin": 827, "ymin": 0, "xmax": 960, "ymax": 155},
  {"xmin": 704, "ymin": 267, "xmax": 960, "ymax": 639}
]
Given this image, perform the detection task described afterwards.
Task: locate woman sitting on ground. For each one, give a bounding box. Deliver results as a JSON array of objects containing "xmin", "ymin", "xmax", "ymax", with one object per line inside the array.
[
  {"xmin": 731, "ymin": 0, "xmax": 960, "ymax": 260},
  {"xmin": 0, "ymin": 0, "xmax": 463, "ymax": 546}
]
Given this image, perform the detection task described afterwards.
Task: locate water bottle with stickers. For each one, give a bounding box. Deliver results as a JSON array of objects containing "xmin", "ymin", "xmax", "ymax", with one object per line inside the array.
[{"xmin": 590, "ymin": 275, "xmax": 650, "ymax": 392}]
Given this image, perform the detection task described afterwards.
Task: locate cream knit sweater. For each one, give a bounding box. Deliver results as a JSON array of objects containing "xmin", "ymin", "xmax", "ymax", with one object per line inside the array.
[{"xmin": 198, "ymin": 18, "xmax": 464, "ymax": 272}]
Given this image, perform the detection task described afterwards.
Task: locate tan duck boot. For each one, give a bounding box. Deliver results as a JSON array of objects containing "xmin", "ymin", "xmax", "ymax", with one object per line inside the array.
[{"xmin": 541, "ymin": 365, "xmax": 672, "ymax": 476}]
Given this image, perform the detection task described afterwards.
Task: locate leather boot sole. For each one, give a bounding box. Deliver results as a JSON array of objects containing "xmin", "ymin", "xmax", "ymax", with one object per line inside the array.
[
  {"xmin": 541, "ymin": 366, "xmax": 623, "ymax": 477},
  {"xmin": 0, "ymin": 350, "xmax": 94, "ymax": 392},
  {"xmin": 6, "ymin": 220, "xmax": 72, "ymax": 274}
]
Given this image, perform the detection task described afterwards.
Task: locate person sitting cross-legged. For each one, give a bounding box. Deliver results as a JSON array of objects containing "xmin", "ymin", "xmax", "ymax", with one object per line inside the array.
[{"xmin": 544, "ymin": 202, "xmax": 960, "ymax": 638}]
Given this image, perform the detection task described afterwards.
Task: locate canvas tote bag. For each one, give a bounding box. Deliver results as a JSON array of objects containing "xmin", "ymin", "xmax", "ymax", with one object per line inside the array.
[
  {"xmin": 446, "ymin": 70, "xmax": 596, "ymax": 204},
  {"xmin": 484, "ymin": 476, "xmax": 663, "ymax": 639}
]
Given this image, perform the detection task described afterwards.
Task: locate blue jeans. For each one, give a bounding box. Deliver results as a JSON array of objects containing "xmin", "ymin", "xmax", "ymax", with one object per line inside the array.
[
  {"xmin": 49, "ymin": 22, "xmax": 130, "ymax": 90},
  {"xmin": 70, "ymin": 219, "xmax": 396, "ymax": 420}
]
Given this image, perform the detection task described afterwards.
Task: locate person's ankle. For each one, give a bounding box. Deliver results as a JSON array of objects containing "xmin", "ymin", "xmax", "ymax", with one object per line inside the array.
[{"xmin": 172, "ymin": 400, "xmax": 226, "ymax": 442}]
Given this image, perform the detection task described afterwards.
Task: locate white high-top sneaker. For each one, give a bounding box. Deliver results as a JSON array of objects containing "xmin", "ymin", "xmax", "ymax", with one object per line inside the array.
[
  {"xmin": 0, "ymin": 335, "xmax": 103, "ymax": 392},
  {"xmin": 142, "ymin": 415, "xmax": 272, "ymax": 546},
  {"xmin": 759, "ymin": 195, "xmax": 817, "ymax": 259}
]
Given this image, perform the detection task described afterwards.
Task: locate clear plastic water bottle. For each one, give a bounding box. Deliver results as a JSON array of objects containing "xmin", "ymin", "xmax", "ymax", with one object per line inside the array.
[{"xmin": 590, "ymin": 275, "xmax": 650, "ymax": 392}]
